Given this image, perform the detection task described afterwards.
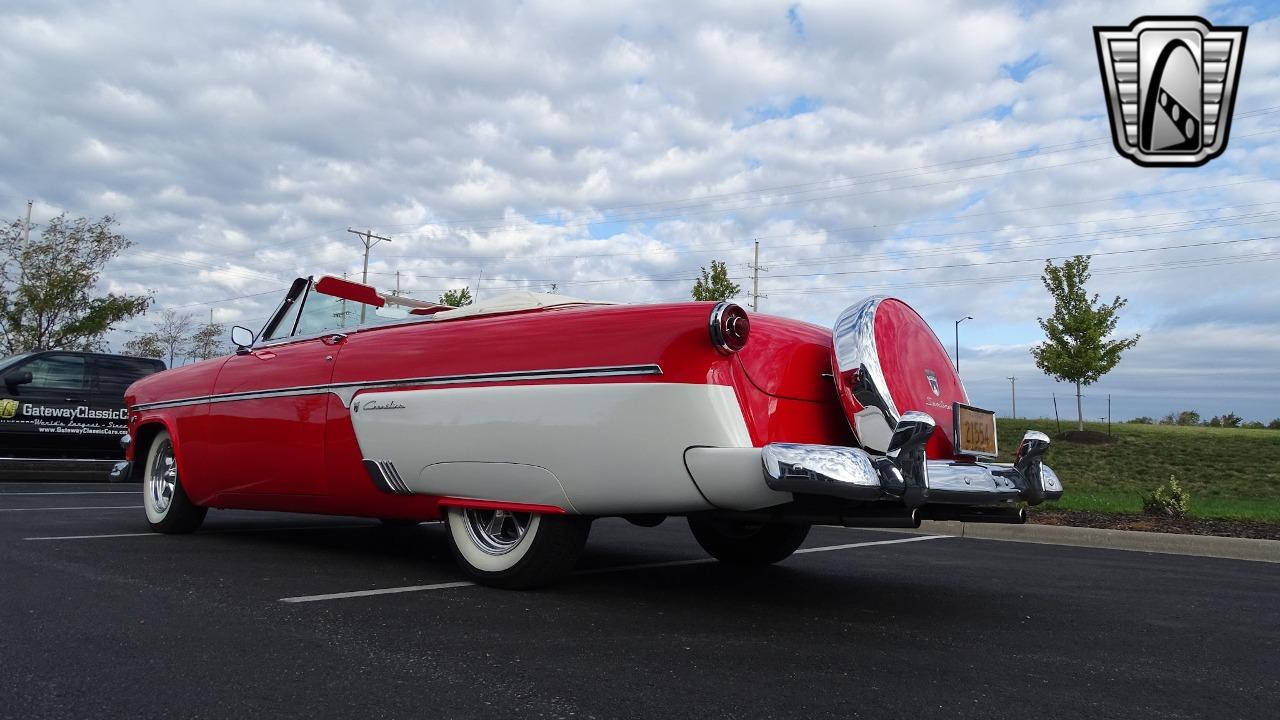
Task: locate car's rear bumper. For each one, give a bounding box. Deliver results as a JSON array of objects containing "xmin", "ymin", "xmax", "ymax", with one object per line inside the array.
[{"xmin": 762, "ymin": 441, "xmax": 1062, "ymax": 508}]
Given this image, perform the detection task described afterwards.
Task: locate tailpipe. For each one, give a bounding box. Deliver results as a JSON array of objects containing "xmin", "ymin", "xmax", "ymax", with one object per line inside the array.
[{"xmin": 921, "ymin": 506, "xmax": 1027, "ymax": 524}]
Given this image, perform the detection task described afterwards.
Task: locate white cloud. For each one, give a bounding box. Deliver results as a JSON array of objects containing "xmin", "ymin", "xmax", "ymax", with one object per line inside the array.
[{"xmin": 0, "ymin": 0, "xmax": 1277, "ymax": 418}]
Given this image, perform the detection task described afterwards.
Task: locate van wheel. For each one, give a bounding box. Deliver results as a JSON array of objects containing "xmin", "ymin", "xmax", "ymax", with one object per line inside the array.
[
  {"xmin": 143, "ymin": 430, "xmax": 207, "ymax": 534},
  {"xmin": 445, "ymin": 507, "xmax": 590, "ymax": 589},
  {"xmin": 688, "ymin": 516, "xmax": 809, "ymax": 564}
]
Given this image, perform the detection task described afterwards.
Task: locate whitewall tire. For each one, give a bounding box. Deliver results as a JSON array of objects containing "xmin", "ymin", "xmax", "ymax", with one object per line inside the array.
[
  {"xmin": 143, "ymin": 430, "xmax": 207, "ymax": 534},
  {"xmin": 445, "ymin": 507, "xmax": 590, "ymax": 589}
]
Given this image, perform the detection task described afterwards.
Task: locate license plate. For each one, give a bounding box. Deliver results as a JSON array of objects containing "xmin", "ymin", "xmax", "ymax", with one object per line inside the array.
[{"xmin": 954, "ymin": 403, "xmax": 998, "ymax": 457}]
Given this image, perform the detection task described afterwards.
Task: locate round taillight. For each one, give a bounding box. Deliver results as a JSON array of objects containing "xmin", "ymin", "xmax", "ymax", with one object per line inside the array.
[{"xmin": 709, "ymin": 302, "xmax": 750, "ymax": 354}]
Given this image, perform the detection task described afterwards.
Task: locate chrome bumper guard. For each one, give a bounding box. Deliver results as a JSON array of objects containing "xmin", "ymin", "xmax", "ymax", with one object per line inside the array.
[
  {"xmin": 762, "ymin": 412, "xmax": 1062, "ymax": 508},
  {"xmin": 108, "ymin": 461, "xmax": 132, "ymax": 482}
]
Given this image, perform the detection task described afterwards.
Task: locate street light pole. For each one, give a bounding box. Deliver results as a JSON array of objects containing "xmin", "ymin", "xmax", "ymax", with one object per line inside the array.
[{"xmin": 954, "ymin": 316, "xmax": 973, "ymax": 373}]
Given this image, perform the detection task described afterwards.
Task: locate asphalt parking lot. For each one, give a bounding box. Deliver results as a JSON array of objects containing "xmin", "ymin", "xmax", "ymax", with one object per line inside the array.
[{"xmin": 2, "ymin": 482, "xmax": 1277, "ymax": 719}]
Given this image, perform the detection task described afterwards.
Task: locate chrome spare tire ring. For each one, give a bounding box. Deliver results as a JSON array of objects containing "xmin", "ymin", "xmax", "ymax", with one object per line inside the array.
[
  {"xmin": 148, "ymin": 439, "xmax": 177, "ymax": 516},
  {"xmin": 462, "ymin": 508, "xmax": 532, "ymax": 556}
]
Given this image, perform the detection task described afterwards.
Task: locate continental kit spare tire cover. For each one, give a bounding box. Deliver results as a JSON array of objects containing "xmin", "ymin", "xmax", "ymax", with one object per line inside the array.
[{"xmin": 831, "ymin": 296, "xmax": 968, "ymax": 457}]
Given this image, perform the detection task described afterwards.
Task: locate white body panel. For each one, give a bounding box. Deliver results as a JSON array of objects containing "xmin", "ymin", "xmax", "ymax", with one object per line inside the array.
[
  {"xmin": 683, "ymin": 447, "xmax": 793, "ymax": 511},
  {"xmin": 349, "ymin": 382, "xmax": 755, "ymax": 514}
]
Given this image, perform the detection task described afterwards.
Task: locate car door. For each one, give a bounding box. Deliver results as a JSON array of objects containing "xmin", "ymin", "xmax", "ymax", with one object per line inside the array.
[
  {"xmin": 0, "ymin": 352, "xmax": 92, "ymax": 459},
  {"xmin": 203, "ymin": 281, "xmax": 348, "ymax": 496}
]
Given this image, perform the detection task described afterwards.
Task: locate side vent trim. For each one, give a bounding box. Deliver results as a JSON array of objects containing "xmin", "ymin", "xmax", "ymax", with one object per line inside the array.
[{"xmin": 363, "ymin": 458, "xmax": 413, "ymax": 495}]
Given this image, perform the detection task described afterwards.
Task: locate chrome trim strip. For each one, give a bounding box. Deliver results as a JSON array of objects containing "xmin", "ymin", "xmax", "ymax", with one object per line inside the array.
[{"xmin": 131, "ymin": 364, "xmax": 664, "ymax": 411}]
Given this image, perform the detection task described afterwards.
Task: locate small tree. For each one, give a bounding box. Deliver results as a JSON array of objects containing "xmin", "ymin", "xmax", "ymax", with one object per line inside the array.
[
  {"xmin": 1269, "ymin": 419, "xmax": 1280, "ymax": 430},
  {"xmin": 0, "ymin": 213, "xmax": 151, "ymax": 354},
  {"xmin": 1031, "ymin": 256, "xmax": 1140, "ymax": 430},
  {"xmin": 691, "ymin": 260, "xmax": 741, "ymax": 301},
  {"xmin": 122, "ymin": 332, "xmax": 164, "ymax": 359},
  {"xmin": 188, "ymin": 320, "xmax": 227, "ymax": 361},
  {"xmin": 1207, "ymin": 412, "xmax": 1242, "ymax": 428},
  {"xmin": 439, "ymin": 287, "xmax": 473, "ymax": 307},
  {"xmin": 148, "ymin": 310, "xmax": 195, "ymax": 366}
]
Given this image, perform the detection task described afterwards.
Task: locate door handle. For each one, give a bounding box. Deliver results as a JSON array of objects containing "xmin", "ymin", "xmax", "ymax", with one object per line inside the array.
[{"xmin": 322, "ymin": 333, "xmax": 348, "ymax": 345}]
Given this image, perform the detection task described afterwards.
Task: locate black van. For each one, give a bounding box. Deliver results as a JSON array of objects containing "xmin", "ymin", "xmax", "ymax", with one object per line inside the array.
[{"xmin": 0, "ymin": 351, "xmax": 166, "ymax": 480}]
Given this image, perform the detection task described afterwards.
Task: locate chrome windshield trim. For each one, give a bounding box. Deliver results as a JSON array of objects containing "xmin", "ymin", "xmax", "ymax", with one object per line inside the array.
[{"xmin": 130, "ymin": 364, "xmax": 664, "ymax": 411}]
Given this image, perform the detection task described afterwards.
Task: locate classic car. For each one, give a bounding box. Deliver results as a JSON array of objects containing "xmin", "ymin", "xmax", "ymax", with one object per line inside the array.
[{"xmin": 120, "ymin": 275, "xmax": 1062, "ymax": 588}]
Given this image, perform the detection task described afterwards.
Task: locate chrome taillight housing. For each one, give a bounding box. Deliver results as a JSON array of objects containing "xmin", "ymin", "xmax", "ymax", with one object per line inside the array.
[{"xmin": 709, "ymin": 302, "xmax": 750, "ymax": 354}]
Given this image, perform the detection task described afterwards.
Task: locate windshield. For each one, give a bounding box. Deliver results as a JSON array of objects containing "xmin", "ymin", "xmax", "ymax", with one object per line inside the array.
[{"xmin": 0, "ymin": 353, "xmax": 33, "ymax": 373}]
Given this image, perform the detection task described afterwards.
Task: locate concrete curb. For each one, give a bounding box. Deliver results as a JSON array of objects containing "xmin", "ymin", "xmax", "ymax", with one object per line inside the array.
[{"xmin": 890, "ymin": 520, "xmax": 1280, "ymax": 563}]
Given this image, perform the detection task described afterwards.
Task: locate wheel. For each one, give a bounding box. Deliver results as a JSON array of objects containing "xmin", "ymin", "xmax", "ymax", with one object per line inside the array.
[
  {"xmin": 445, "ymin": 507, "xmax": 590, "ymax": 589},
  {"xmin": 687, "ymin": 516, "xmax": 810, "ymax": 564},
  {"xmin": 142, "ymin": 430, "xmax": 207, "ymax": 534}
]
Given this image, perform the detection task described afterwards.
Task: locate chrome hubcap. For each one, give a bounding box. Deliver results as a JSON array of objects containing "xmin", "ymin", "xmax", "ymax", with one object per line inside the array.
[
  {"xmin": 149, "ymin": 440, "xmax": 177, "ymax": 515},
  {"xmin": 462, "ymin": 508, "xmax": 532, "ymax": 556}
]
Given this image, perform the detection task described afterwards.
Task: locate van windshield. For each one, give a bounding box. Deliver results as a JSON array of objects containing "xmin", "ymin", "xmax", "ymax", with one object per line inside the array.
[{"xmin": 0, "ymin": 353, "xmax": 32, "ymax": 373}]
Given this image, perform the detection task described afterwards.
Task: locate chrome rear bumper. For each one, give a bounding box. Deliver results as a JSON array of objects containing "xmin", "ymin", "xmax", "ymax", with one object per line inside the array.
[{"xmin": 762, "ymin": 418, "xmax": 1062, "ymax": 509}]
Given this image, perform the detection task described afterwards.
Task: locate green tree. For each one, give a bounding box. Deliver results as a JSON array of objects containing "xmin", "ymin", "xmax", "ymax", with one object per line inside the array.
[
  {"xmin": 1031, "ymin": 256, "xmax": 1140, "ymax": 430},
  {"xmin": 0, "ymin": 213, "xmax": 151, "ymax": 354},
  {"xmin": 122, "ymin": 332, "xmax": 164, "ymax": 359},
  {"xmin": 1268, "ymin": 419, "xmax": 1280, "ymax": 430},
  {"xmin": 137, "ymin": 309, "xmax": 195, "ymax": 367},
  {"xmin": 691, "ymin": 260, "xmax": 741, "ymax": 301},
  {"xmin": 439, "ymin": 287, "xmax": 473, "ymax": 307},
  {"xmin": 188, "ymin": 320, "xmax": 227, "ymax": 361}
]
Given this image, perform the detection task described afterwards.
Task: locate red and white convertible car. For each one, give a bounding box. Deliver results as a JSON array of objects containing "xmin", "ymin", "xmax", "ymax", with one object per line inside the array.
[{"xmin": 120, "ymin": 275, "xmax": 1061, "ymax": 588}]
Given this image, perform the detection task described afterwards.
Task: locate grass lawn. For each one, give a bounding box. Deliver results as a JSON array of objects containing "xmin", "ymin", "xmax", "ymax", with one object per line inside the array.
[{"xmin": 992, "ymin": 418, "xmax": 1280, "ymax": 523}]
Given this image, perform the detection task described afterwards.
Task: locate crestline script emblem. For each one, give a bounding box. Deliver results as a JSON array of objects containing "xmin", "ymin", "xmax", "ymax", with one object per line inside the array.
[
  {"xmin": 1094, "ymin": 16, "xmax": 1247, "ymax": 167},
  {"xmin": 359, "ymin": 399, "xmax": 407, "ymax": 412}
]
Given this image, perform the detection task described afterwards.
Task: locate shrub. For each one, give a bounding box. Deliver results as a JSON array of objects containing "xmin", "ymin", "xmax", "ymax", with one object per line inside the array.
[
  {"xmin": 1270, "ymin": 419, "xmax": 1280, "ymax": 430},
  {"xmin": 1128, "ymin": 416, "xmax": 1155, "ymax": 424},
  {"xmin": 1142, "ymin": 476, "xmax": 1190, "ymax": 518},
  {"xmin": 1243, "ymin": 421, "xmax": 1265, "ymax": 429}
]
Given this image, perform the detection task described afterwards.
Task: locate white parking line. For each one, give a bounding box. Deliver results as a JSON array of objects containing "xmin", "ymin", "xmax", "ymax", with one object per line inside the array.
[
  {"xmin": 27, "ymin": 531, "xmax": 158, "ymax": 541},
  {"xmin": 0, "ymin": 505, "xmax": 142, "ymax": 512},
  {"xmin": 278, "ymin": 534, "xmax": 953, "ymax": 603},
  {"xmin": 25, "ymin": 523, "xmax": 380, "ymax": 541}
]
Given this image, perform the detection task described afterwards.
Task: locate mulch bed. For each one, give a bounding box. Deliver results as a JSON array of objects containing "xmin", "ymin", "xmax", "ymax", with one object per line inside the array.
[{"xmin": 1028, "ymin": 508, "xmax": 1280, "ymax": 541}]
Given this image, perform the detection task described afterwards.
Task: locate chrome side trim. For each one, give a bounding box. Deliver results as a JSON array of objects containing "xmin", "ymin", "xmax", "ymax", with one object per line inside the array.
[
  {"xmin": 363, "ymin": 458, "xmax": 412, "ymax": 495},
  {"xmin": 131, "ymin": 364, "xmax": 664, "ymax": 412}
]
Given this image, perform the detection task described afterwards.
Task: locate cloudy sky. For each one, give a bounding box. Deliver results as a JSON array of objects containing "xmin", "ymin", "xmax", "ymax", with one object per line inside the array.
[{"xmin": 2, "ymin": 0, "xmax": 1278, "ymax": 422}]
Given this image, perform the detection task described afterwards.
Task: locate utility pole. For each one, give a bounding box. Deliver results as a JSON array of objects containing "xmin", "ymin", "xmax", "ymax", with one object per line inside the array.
[
  {"xmin": 18, "ymin": 200, "xmax": 32, "ymax": 283},
  {"xmin": 475, "ymin": 269, "xmax": 484, "ymax": 303},
  {"xmin": 1007, "ymin": 376, "xmax": 1017, "ymax": 419},
  {"xmin": 748, "ymin": 239, "xmax": 767, "ymax": 311},
  {"xmin": 346, "ymin": 228, "xmax": 391, "ymax": 322}
]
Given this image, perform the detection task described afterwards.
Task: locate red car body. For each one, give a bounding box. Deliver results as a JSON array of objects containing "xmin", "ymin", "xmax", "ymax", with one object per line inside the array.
[{"xmin": 122, "ymin": 277, "xmax": 1061, "ymax": 587}]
